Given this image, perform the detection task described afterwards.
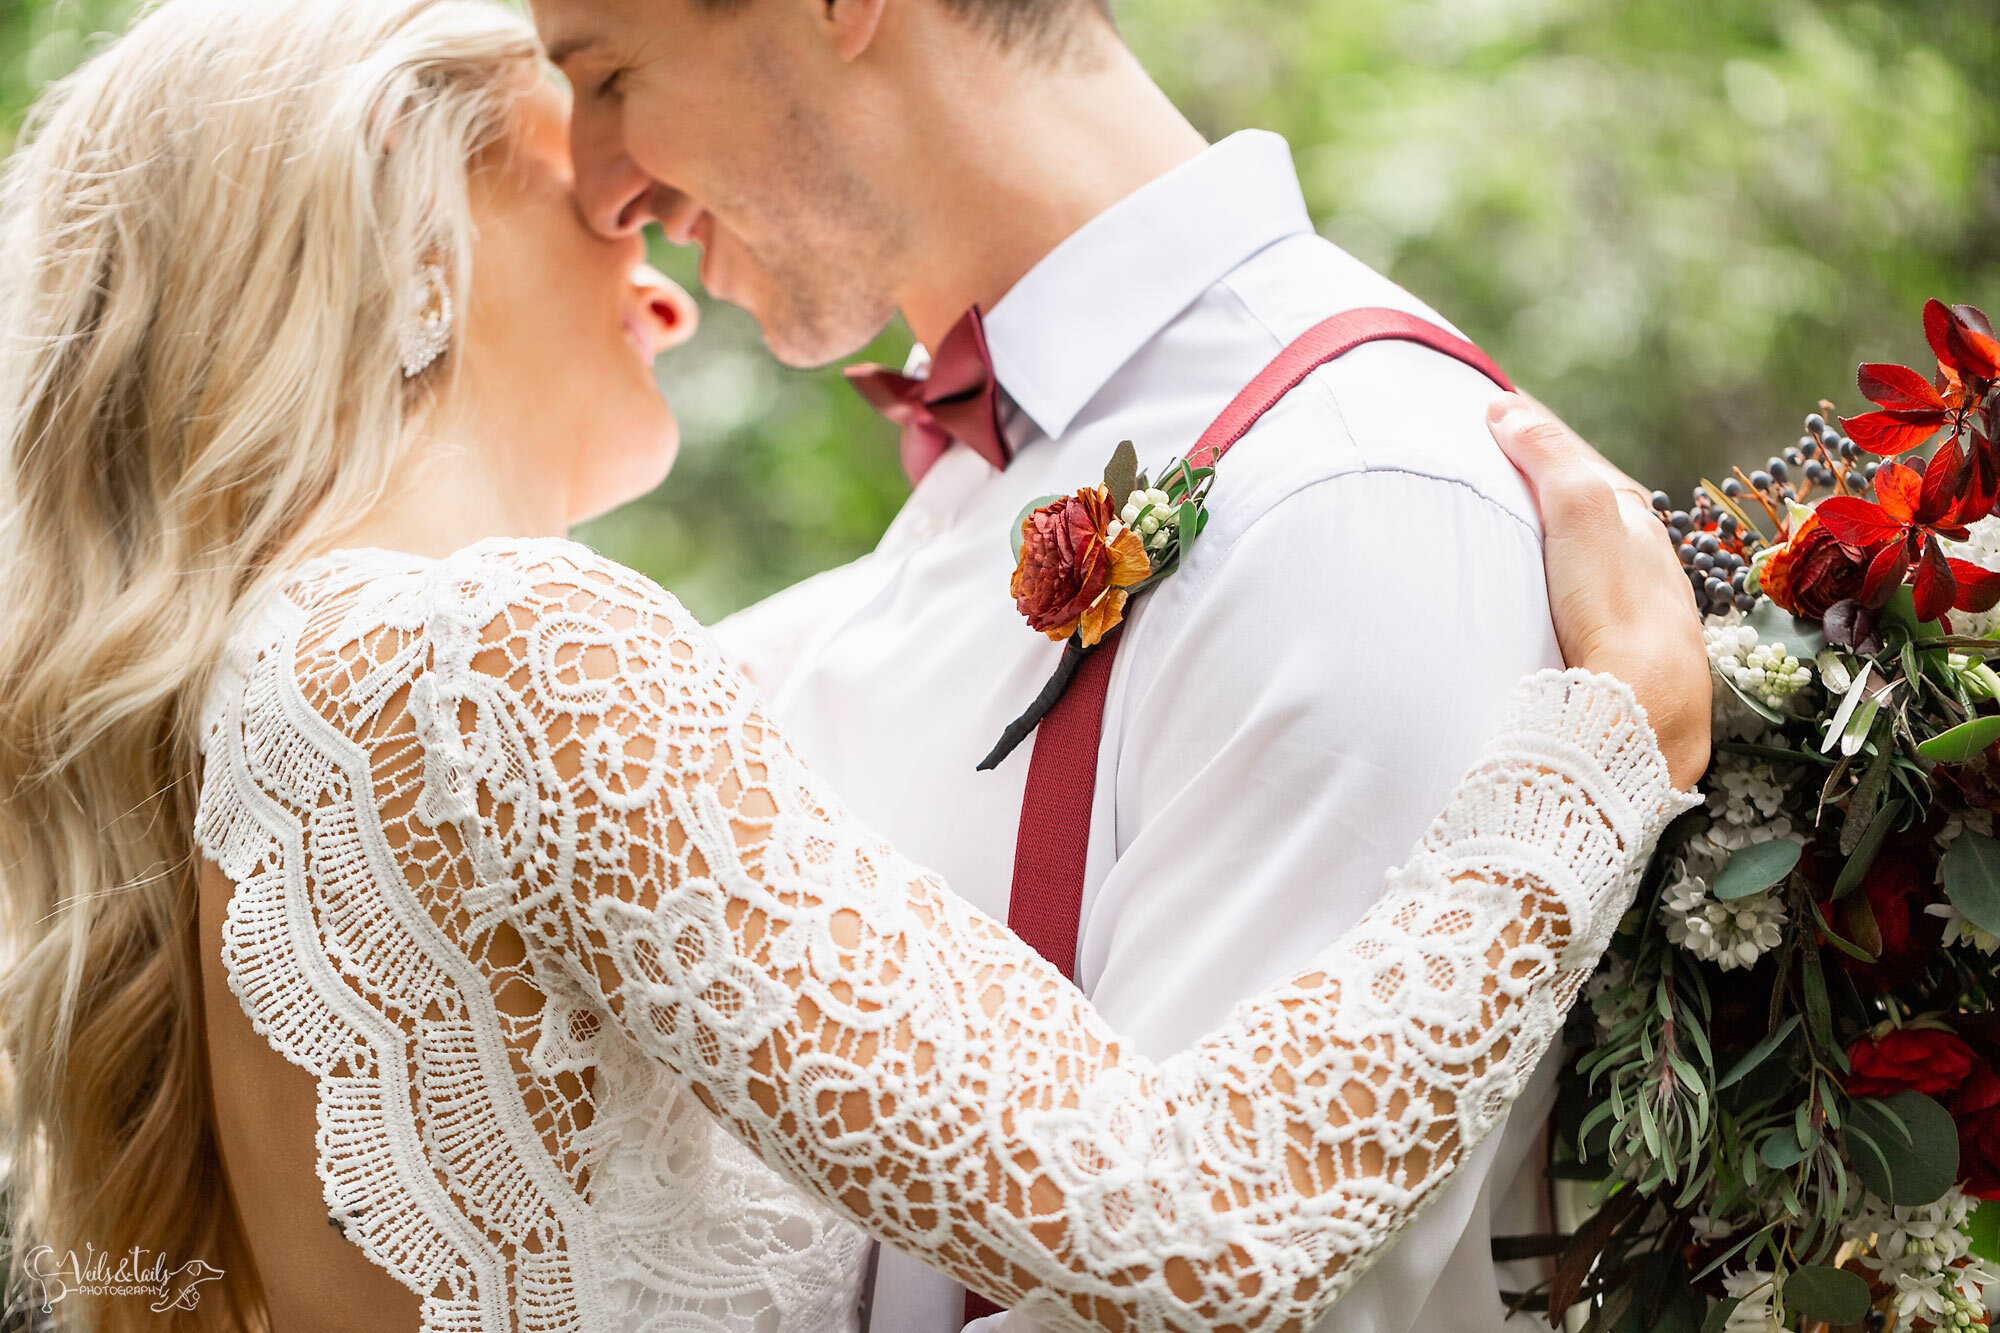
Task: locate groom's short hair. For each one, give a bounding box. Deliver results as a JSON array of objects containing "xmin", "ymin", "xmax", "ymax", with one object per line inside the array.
[
  {"xmin": 700, "ymin": 0, "xmax": 1115, "ymax": 52},
  {"xmin": 933, "ymin": 0, "xmax": 1116, "ymax": 48}
]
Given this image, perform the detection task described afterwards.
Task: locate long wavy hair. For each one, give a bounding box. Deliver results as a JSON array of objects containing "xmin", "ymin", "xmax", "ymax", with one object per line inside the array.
[{"xmin": 0, "ymin": 0, "xmax": 538, "ymax": 1326}]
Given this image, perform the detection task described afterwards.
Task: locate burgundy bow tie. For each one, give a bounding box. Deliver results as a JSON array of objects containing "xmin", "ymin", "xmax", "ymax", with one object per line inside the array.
[{"xmin": 845, "ymin": 306, "xmax": 1011, "ymax": 485}]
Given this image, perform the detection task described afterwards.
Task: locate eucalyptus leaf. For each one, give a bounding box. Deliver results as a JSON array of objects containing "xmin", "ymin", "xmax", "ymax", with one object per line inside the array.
[
  {"xmin": 1919, "ymin": 714, "xmax": 2000, "ymax": 762},
  {"xmin": 1758, "ymin": 1132, "xmax": 1811, "ymax": 1170},
  {"xmin": 1847, "ymin": 1092, "xmax": 1959, "ymax": 1206},
  {"xmin": 1713, "ymin": 840, "xmax": 1801, "ymax": 901},
  {"xmin": 1102, "ymin": 440, "xmax": 1138, "ymax": 509},
  {"xmin": 1943, "ymin": 830, "xmax": 2000, "ymax": 938},
  {"xmin": 1782, "ymin": 1266, "xmax": 1870, "ymax": 1326},
  {"xmin": 1745, "ymin": 599, "xmax": 1827, "ymax": 664}
]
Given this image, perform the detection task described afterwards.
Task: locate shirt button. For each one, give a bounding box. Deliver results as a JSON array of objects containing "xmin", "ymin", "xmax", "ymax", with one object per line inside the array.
[{"xmin": 909, "ymin": 514, "xmax": 942, "ymax": 543}]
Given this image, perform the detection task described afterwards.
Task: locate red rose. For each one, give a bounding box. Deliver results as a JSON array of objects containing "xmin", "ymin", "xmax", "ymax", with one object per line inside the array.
[
  {"xmin": 1950, "ymin": 1018, "xmax": 2000, "ymax": 1199},
  {"xmin": 1760, "ymin": 512, "xmax": 1874, "ymax": 620},
  {"xmin": 1954, "ymin": 1065, "xmax": 2000, "ymax": 1199},
  {"xmin": 1844, "ymin": 1028, "xmax": 1977, "ymax": 1097},
  {"xmin": 1011, "ymin": 486, "xmax": 1152, "ymax": 648},
  {"xmin": 1817, "ymin": 851, "xmax": 1944, "ymax": 993}
]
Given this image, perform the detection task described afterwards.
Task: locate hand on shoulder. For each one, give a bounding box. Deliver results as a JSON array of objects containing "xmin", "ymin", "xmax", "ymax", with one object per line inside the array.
[{"xmin": 1486, "ymin": 395, "xmax": 1712, "ymax": 792}]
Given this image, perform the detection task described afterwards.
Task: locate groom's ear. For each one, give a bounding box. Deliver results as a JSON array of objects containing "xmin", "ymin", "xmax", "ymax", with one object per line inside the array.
[{"xmin": 821, "ymin": 0, "xmax": 889, "ymax": 61}]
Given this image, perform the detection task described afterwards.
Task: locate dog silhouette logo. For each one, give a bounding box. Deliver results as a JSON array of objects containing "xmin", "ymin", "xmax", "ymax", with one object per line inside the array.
[{"xmin": 150, "ymin": 1259, "xmax": 226, "ymax": 1312}]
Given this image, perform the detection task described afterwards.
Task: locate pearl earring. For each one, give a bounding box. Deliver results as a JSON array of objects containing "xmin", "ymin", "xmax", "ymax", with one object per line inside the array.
[{"xmin": 399, "ymin": 260, "xmax": 453, "ymax": 378}]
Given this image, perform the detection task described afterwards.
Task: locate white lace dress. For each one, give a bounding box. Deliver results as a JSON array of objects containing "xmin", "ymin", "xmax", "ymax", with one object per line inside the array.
[{"xmin": 193, "ymin": 536, "xmax": 1698, "ymax": 1333}]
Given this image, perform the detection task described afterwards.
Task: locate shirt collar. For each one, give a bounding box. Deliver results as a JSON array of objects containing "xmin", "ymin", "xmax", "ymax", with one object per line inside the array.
[{"xmin": 973, "ymin": 129, "xmax": 1314, "ymax": 443}]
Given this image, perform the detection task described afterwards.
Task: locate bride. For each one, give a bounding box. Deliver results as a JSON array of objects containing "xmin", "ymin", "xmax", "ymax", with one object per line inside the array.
[{"xmin": 0, "ymin": 1, "xmax": 1707, "ymax": 1331}]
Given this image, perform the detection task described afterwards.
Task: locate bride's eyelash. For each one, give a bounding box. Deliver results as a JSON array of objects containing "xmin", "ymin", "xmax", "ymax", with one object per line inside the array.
[{"xmin": 596, "ymin": 68, "xmax": 624, "ymax": 98}]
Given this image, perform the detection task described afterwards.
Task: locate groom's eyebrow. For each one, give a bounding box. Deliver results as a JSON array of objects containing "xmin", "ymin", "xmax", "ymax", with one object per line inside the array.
[{"xmin": 543, "ymin": 34, "xmax": 597, "ymax": 67}]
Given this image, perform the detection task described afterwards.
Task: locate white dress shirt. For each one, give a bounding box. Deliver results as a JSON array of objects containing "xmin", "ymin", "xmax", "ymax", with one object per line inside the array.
[{"xmin": 711, "ymin": 129, "xmax": 1565, "ymax": 1333}]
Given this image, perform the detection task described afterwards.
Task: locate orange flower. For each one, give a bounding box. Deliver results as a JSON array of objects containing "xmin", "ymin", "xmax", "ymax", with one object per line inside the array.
[
  {"xmin": 1010, "ymin": 486, "xmax": 1153, "ymax": 647},
  {"xmin": 1758, "ymin": 510, "xmax": 1872, "ymax": 619}
]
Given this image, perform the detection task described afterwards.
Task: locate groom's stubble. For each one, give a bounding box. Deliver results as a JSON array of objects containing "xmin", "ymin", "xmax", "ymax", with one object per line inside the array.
[{"xmin": 713, "ymin": 33, "xmax": 910, "ymax": 367}]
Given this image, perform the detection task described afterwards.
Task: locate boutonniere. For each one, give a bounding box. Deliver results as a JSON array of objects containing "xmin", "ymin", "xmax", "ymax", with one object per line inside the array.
[{"xmin": 977, "ymin": 441, "xmax": 1213, "ymax": 770}]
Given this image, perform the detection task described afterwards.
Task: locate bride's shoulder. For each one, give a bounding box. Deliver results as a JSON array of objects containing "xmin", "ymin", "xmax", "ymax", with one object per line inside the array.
[
  {"xmin": 411, "ymin": 536, "xmax": 727, "ymax": 688},
  {"xmin": 418, "ymin": 536, "xmax": 697, "ymax": 631}
]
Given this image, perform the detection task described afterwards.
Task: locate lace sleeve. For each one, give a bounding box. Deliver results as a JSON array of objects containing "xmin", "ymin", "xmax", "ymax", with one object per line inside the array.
[{"xmin": 411, "ymin": 541, "xmax": 1700, "ymax": 1333}]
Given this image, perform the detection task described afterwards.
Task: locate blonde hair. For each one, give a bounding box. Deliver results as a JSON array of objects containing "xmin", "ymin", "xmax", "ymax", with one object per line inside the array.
[{"xmin": 0, "ymin": 0, "xmax": 539, "ymax": 1326}]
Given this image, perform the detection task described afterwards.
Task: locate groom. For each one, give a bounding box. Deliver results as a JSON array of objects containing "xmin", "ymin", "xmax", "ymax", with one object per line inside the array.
[{"xmin": 536, "ymin": 0, "xmax": 1567, "ymax": 1327}]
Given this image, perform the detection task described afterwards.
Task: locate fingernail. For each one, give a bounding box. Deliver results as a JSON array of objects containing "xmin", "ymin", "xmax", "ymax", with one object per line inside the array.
[{"xmin": 1487, "ymin": 393, "xmax": 1527, "ymax": 424}]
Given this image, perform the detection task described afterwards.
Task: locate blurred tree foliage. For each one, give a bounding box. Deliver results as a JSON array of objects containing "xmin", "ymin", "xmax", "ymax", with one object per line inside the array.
[{"xmin": 6, "ymin": 0, "xmax": 1996, "ymax": 621}]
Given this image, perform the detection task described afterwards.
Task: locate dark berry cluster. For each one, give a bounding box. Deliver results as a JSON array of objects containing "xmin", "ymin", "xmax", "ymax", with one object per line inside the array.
[
  {"xmin": 1655, "ymin": 488, "xmax": 1764, "ymax": 616},
  {"xmin": 1653, "ymin": 412, "xmax": 1878, "ymax": 617}
]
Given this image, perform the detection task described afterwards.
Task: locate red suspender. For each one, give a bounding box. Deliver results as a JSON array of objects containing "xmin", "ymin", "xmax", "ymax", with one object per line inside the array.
[{"xmin": 959, "ymin": 309, "xmax": 1513, "ymax": 1325}]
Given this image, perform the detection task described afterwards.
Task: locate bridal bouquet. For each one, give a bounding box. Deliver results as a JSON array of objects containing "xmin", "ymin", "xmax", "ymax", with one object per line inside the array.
[{"xmin": 1540, "ymin": 300, "xmax": 2000, "ymax": 1333}]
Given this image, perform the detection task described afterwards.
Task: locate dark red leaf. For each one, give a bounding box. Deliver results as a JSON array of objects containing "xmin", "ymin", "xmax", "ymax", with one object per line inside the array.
[
  {"xmin": 1842, "ymin": 408, "xmax": 1948, "ymax": 456},
  {"xmin": 1950, "ymin": 559, "xmax": 2000, "ymax": 614},
  {"xmin": 1920, "ymin": 434, "xmax": 1972, "ymax": 525},
  {"xmin": 1969, "ymin": 431, "xmax": 2000, "ymax": 517},
  {"xmin": 1873, "ymin": 462, "xmax": 1923, "ymax": 523},
  {"xmin": 1859, "ymin": 362, "xmax": 1949, "ymax": 412},
  {"xmin": 1927, "ymin": 297, "xmax": 2000, "ymax": 383},
  {"xmin": 1817, "ymin": 496, "xmax": 1907, "ymax": 548},
  {"xmin": 1913, "ymin": 537, "xmax": 1958, "ymax": 622},
  {"xmin": 1862, "ymin": 539, "xmax": 1914, "ymax": 607}
]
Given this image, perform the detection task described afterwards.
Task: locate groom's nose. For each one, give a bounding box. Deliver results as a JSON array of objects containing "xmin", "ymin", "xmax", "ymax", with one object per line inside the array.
[{"xmin": 569, "ymin": 103, "xmax": 660, "ymax": 238}]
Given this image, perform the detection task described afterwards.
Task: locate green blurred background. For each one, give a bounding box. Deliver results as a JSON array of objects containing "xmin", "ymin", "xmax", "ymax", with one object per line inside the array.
[{"xmin": 5, "ymin": 0, "xmax": 1996, "ymax": 623}]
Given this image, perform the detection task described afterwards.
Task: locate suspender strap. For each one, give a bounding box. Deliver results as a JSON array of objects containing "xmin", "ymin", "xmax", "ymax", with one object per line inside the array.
[
  {"xmin": 1188, "ymin": 306, "xmax": 1514, "ymax": 469},
  {"xmin": 960, "ymin": 308, "xmax": 1512, "ymax": 1328}
]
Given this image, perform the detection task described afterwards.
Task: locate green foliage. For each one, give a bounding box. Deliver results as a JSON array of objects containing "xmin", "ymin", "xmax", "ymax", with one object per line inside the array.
[
  {"xmin": 1781, "ymin": 1265, "xmax": 1870, "ymax": 1326},
  {"xmin": 6, "ymin": 0, "xmax": 1997, "ymax": 621},
  {"xmin": 1712, "ymin": 839, "xmax": 1802, "ymax": 900},
  {"xmin": 1846, "ymin": 1090, "xmax": 1961, "ymax": 1207}
]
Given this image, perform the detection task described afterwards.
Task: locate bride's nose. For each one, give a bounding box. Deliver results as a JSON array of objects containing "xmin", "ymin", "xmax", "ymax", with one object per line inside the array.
[{"xmin": 630, "ymin": 265, "xmax": 698, "ymax": 353}]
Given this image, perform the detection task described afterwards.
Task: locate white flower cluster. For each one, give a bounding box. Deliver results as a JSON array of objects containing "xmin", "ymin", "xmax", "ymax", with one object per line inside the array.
[
  {"xmin": 1119, "ymin": 487, "xmax": 1179, "ymax": 557},
  {"xmin": 1661, "ymin": 873, "xmax": 1787, "ymax": 971},
  {"xmin": 1931, "ymin": 813, "xmax": 2000, "ymax": 954},
  {"xmin": 1845, "ymin": 1186, "xmax": 2000, "ymax": 1330},
  {"xmin": 1706, "ymin": 610, "xmax": 1813, "ymax": 712},
  {"xmin": 1708, "ymin": 756, "xmax": 1788, "ymax": 828},
  {"xmin": 1659, "ymin": 754, "xmax": 1800, "ymax": 970},
  {"xmin": 1946, "ymin": 517, "xmax": 2000, "ymax": 639}
]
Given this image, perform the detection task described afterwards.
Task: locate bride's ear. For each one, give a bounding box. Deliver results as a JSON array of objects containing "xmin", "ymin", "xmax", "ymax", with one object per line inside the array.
[{"xmin": 822, "ymin": 0, "xmax": 890, "ymax": 62}]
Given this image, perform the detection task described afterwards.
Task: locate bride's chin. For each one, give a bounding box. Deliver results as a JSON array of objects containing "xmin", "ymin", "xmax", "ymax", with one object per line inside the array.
[{"xmin": 571, "ymin": 420, "xmax": 681, "ymax": 525}]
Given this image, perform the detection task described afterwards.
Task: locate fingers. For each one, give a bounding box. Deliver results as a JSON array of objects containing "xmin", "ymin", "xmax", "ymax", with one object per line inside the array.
[
  {"xmin": 1487, "ymin": 394, "xmax": 1620, "ymax": 544},
  {"xmin": 1516, "ymin": 390, "xmax": 1650, "ymax": 497}
]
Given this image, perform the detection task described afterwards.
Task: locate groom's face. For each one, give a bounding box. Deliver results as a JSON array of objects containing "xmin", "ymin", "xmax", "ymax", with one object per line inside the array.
[{"xmin": 535, "ymin": 0, "xmax": 910, "ymax": 368}]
